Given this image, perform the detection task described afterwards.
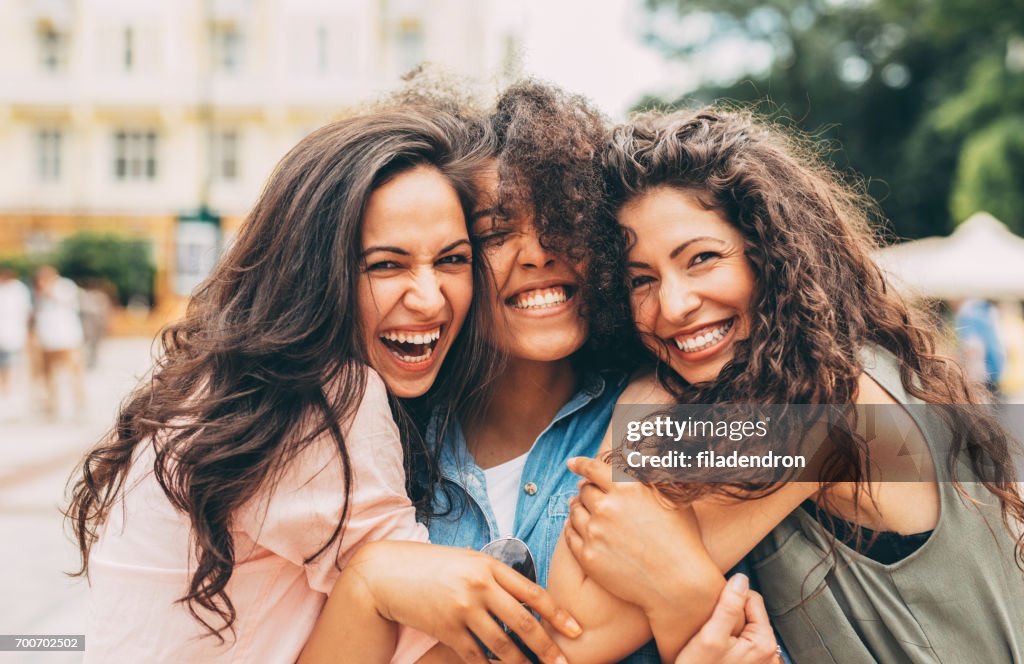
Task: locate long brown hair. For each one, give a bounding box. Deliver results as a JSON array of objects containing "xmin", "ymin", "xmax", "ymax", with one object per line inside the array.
[
  {"xmin": 66, "ymin": 104, "xmax": 495, "ymax": 640},
  {"xmin": 603, "ymin": 107, "xmax": 1024, "ymax": 568}
]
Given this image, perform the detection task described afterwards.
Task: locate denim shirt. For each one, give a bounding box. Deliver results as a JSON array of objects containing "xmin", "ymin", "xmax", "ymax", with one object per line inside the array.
[{"xmin": 423, "ymin": 370, "xmax": 661, "ymax": 663}]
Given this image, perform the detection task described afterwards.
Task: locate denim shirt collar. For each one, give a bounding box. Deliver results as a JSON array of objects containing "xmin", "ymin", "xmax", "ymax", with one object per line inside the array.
[{"xmin": 433, "ymin": 371, "xmax": 608, "ymax": 487}]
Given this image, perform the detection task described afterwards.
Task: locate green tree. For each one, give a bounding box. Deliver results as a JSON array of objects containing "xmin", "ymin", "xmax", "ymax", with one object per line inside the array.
[
  {"xmin": 55, "ymin": 232, "xmax": 156, "ymax": 306},
  {"xmin": 639, "ymin": 0, "xmax": 1024, "ymax": 238}
]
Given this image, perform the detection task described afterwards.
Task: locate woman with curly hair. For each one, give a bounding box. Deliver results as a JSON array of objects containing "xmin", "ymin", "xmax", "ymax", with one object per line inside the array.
[
  {"xmin": 66, "ymin": 102, "xmax": 586, "ymax": 664},
  {"xmin": 562, "ymin": 108, "xmax": 1024, "ymax": 662}
]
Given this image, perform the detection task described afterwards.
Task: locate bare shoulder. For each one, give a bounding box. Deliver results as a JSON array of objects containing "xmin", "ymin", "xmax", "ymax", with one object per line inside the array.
[{"xmin": 854, "ymin": 371, "xmax": 901, "ymax": 406}]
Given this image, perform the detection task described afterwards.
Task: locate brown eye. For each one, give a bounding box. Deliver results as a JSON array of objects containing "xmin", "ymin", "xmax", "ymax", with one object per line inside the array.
[
  {"xmin": 437, "ymin": 253, "xmax": 471, "ymax": 266},
  {"xmin": 691, "ymin": 251, "xmax": 720, "ymax": 266},
  {"xmin": 365, "ymin": 260, "xmax": 401, "ymax": 272},
  {"xmin": 629, "ymin": 275, "xmax": 655, "ymax": 289}
]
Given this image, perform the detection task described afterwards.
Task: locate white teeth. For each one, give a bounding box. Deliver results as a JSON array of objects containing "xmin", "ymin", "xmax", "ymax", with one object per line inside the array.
[
  {"xmin": 672, "ymin": 319, "xmax": 734, "ymax": 353},
  {"xmin": 379, "ymin": 327, "xmax": 441, "ymax": 343},
  {"xmin": 510, "ymin": 287, "xmax": 569, "ymax": 310}
]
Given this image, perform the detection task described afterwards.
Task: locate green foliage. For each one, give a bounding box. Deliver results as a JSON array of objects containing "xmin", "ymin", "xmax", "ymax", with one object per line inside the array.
[
  {"xmin": 0, "ymin": 254, "xmax": 49, "ymax": 280},
  {"xmin": 951, "ymin": 116, "xmax": 1024, "ymax": 233},
  {"xmin": 54, "ymin": 232, "xmax": 155, "ymax": 306},
  {"xmin": 641, "ymin": 0, "xmax": 1024, "ymax": 239}
]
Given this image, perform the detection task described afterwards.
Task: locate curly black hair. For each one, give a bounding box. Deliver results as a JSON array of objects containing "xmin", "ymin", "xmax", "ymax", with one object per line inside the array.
[{"xmin": 489, "ymin": 81, "xmax": 645, "ymax": 370}]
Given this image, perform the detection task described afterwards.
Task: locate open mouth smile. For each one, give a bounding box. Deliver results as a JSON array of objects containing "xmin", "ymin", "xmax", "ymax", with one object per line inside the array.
[
  {"xmin": 378, "ymin": 325, "xmax": 442, "ymax": 364},
  {"xmin": 671, "ymin": 317, "xmax": 735, "ymax": 354},
  {"xmin": 505, "ymin": 285, "xmax": 576, "ymax": 311}
]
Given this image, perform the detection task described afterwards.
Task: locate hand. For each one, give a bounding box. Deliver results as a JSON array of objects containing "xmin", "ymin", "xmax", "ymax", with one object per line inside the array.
[
  {"xmin": 676, "ymin": 574, "xmax": 780, "ymax": 664},
  {"xmin": 348, "ymin": 540, "xmax": 581, "ymax": 664},
  {"xmin": 564, "ymin": 456, "xmax": 714, "ymax": 614}
]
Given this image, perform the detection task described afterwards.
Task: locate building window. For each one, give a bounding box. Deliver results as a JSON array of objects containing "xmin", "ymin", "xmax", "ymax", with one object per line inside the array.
[
  {"xmin": 123, "ymin": 26, "xmax": 134, "ymax": 71},
  {"xmin": 36, "ymin": 129, "xmax": 63, "ymax": 182},
  {"xmin": 113, "ymin": 130, "xmax": 158, "ymax": 182},
  {"xmin": 37, "ymin": 26, "xmax": 69, "ymax": 72},
  {"xmin": 210, "ymin": 129, "xmax": 240, "ymax": 181},
  {"xmin": 211, "ymin": 24, "xmax": 245, "ymax": 72}
]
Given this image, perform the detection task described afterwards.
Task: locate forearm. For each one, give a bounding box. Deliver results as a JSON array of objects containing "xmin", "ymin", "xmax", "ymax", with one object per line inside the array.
[
  {"xmin": 695, "ymin": 482, "xmax": 818, "ymax": 571},
  {"xmin": 642, "ymin": 556, "xmax": 725, "ymax": 663},
  {"xmin": 299, "ymin": 561, "xmax": 397, "ymax": 664},
  {"xmin": 546, "ymin": 537, "xmax": 652, "ymax": 663},
  {"xmin": 547, "ymin": 531, "xmax": 727, "ymax": 664}
]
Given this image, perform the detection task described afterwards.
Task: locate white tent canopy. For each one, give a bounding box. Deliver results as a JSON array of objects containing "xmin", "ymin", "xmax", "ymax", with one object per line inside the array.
[{"xmin": 874, "ymin": 212, "xmax": 1024, "ymax": 301}]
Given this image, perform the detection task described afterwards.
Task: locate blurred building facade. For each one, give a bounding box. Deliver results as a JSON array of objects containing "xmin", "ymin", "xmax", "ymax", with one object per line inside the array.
[{"xmin": 0, "ymin": 0, "xmax": 522, "ymax": 312}]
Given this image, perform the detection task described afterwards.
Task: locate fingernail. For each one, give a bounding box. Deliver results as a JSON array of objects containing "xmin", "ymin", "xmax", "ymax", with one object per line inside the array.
[
  {"xmin": 567, "ymin": 457, "xmax": 579, "ymax": 470},
  {"xmin": 556, "ymin": 656, "xmax": 569, "ymax": 664},
  {"xmin": 566, "ymin": 617, "xmax": 582, "ymax": 636},
  {"xmin": 727, "ymin": 573, "xmax": 749, "ymax": 592}
]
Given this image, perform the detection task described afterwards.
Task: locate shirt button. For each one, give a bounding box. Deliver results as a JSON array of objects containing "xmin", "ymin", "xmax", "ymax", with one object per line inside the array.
[{"xmin": 523, "ymin": 482, "xmax": 538, "ymax": 495}]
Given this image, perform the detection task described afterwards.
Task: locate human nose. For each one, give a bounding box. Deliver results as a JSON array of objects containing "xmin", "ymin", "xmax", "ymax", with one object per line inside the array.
[
  {"xmin": 403, "ymin": 267, "xmax": 446, "ymax": 318},
  {"xmin": 658, "ymin": 272, "xmax": 701, "ymax": 325},
  {"xmin": 516, "ymin": 228, "xmax": 556, "ymax": 269}
]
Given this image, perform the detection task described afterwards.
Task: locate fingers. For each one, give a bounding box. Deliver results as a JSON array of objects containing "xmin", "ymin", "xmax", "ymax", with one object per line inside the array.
[
  {"xmin": 576, "ymin": 480, "xmax": 604, "ymax": 512},
  {"xmin": 563, "ymin": 518, "xmax": 585, "ymax": 563},
  {"xmin": 466, "ymin": 615, "xmax": 528, "ymax": 664},
  {"xmin": 483, "ymin": 588, "xmax": 572, "ymax": 664},
  {"xmin": 445, "ymin": 630, "xmax": 490, "ymax": 664},
  {"xmin": 567, "ymin": 455, "xmax": 614, "ymax": 491},
  {"xmin": 491, "ymin": 560, "xmax": 582, "ymax": 641},
  {"xmin": 702, "ymin": 573, "xmax": 751, "ymax": 643},
  {"xmin": 740, "ymin": 591, "xmax": 777, "ymax": 648},
  {"xmin": 568, "ymin": 494, "xmax": 592, "ymax": 535}
]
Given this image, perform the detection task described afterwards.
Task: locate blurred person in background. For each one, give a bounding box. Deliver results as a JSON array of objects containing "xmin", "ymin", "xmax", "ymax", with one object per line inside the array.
[
  {"xmin": 32, "ymin": 265, "xmax": 85, "ymax": 417},
  {"xmin": 0, "ymin": 266, "xmax": 33, "ymax": 415},
  {"xmin": 78, "ymin": 279, "xmax": 114, "ymax": 369},
  {"xmin": 954, "ymin": 298, "xmax": 1006, "ymax": 399},
  {"xmin": 996, "ymin": 302, "xmax": 1024, "ymax": 400}
]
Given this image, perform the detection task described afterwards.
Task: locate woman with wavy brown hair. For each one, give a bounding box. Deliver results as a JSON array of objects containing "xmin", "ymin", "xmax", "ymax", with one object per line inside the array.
[
  {"xmin": 64, "ymin": 102, "xmax": 587, "ymax": 664},
  {"xmin": 561, "ymin": 108, "xmax": 1024, "ymax": 662}
]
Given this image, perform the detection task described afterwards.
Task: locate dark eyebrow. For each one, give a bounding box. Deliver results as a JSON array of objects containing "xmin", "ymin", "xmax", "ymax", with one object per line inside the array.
[
  {"xmin": 438, "ymin": 239, "xmax": 471, "ymax": 254},
  {"xmin": 360, "ymin": 246, "xmax": 409, "ymax": 258},
  {"xmin": 625, "ymin": 261, "xmax": 650, "ymax": 269},
  {"xmin": 360, "ymin": 239, "xmax": 470, "ymax": 260},
  {"xmin": 669, "ymin": 236, "xmax": 726, "ymax": 260},
  {"xmin": 471, "ymin": 207, "xmax": 498, "ymax": 221}
]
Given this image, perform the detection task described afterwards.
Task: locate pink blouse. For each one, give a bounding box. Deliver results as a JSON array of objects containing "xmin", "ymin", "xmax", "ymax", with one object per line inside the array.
[{"xmin": 85, "ymin": 368, "xmax": 436, "ymax": 663}]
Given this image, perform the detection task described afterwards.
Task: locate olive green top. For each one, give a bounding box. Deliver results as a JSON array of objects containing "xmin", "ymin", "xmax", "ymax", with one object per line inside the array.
[{"xmin": 751, "ymin": 347, "xmax": 1024, "ymax": 663}]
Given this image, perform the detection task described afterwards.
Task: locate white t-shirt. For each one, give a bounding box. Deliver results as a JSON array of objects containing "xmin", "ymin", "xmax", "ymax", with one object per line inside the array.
[
  {"xmin": 0, "ymin": 279, "xmax": 32, "ymax": 351},
  {"xmin": 483, "ymin": 451, "xmax": 530, "ymax": 538},
  {"xmin": 34, "ymin": 277, "xmax": 84, "ymax": 351}
]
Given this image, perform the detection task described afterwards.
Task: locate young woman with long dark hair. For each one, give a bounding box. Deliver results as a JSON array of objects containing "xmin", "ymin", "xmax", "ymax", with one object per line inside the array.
[
  {"xmin": 563, "ymin": 108, "xmax": 1024, "ymax": 662},
  {"xmin": 66, "ymin": 103, "xmax": 583, "ymax": 664}
]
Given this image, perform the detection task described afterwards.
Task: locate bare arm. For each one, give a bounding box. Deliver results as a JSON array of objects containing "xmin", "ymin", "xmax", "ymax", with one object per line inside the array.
[
  {"xmin": 299, "ymin": 557, "xmax": 399, "ymax": 664},
  {"xmin": 543, "ymin": 373, "xmax": 813, "ymax": 662},
  {"xmin": 554, "ymin": 457, "xmax": 726, "ymax": 663},
  {"xmin": 299, "ymin": 540, "xmax": 583, "ymax": 664}
]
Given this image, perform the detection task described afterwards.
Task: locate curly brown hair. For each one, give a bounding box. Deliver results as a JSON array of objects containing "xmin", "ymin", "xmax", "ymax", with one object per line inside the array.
[
  {"xmin": 488, "ymin": 81, "xmax": 643, "ymax": 368},
  {"xmin": 603, "ymin": 107, "xmax": 1024, "ymax": 568}
]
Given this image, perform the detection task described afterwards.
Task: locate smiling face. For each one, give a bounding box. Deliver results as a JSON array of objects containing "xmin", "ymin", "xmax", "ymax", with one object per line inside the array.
[
  {"xmin": 356, "ymin": 165, "xmax": 474, "ymax": 398},
  {"xmin": 620, "ymin": 186, "xmax": 756, "ymax": 385},
  {"xmin": 470, "ymin": 163, "xmax": 588, "ymax": 362}
]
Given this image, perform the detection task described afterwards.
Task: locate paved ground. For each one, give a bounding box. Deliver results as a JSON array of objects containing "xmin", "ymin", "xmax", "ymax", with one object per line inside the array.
[{"xmin": 0, "ymin": 337, "xmax": 157, "ymax": 663}]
